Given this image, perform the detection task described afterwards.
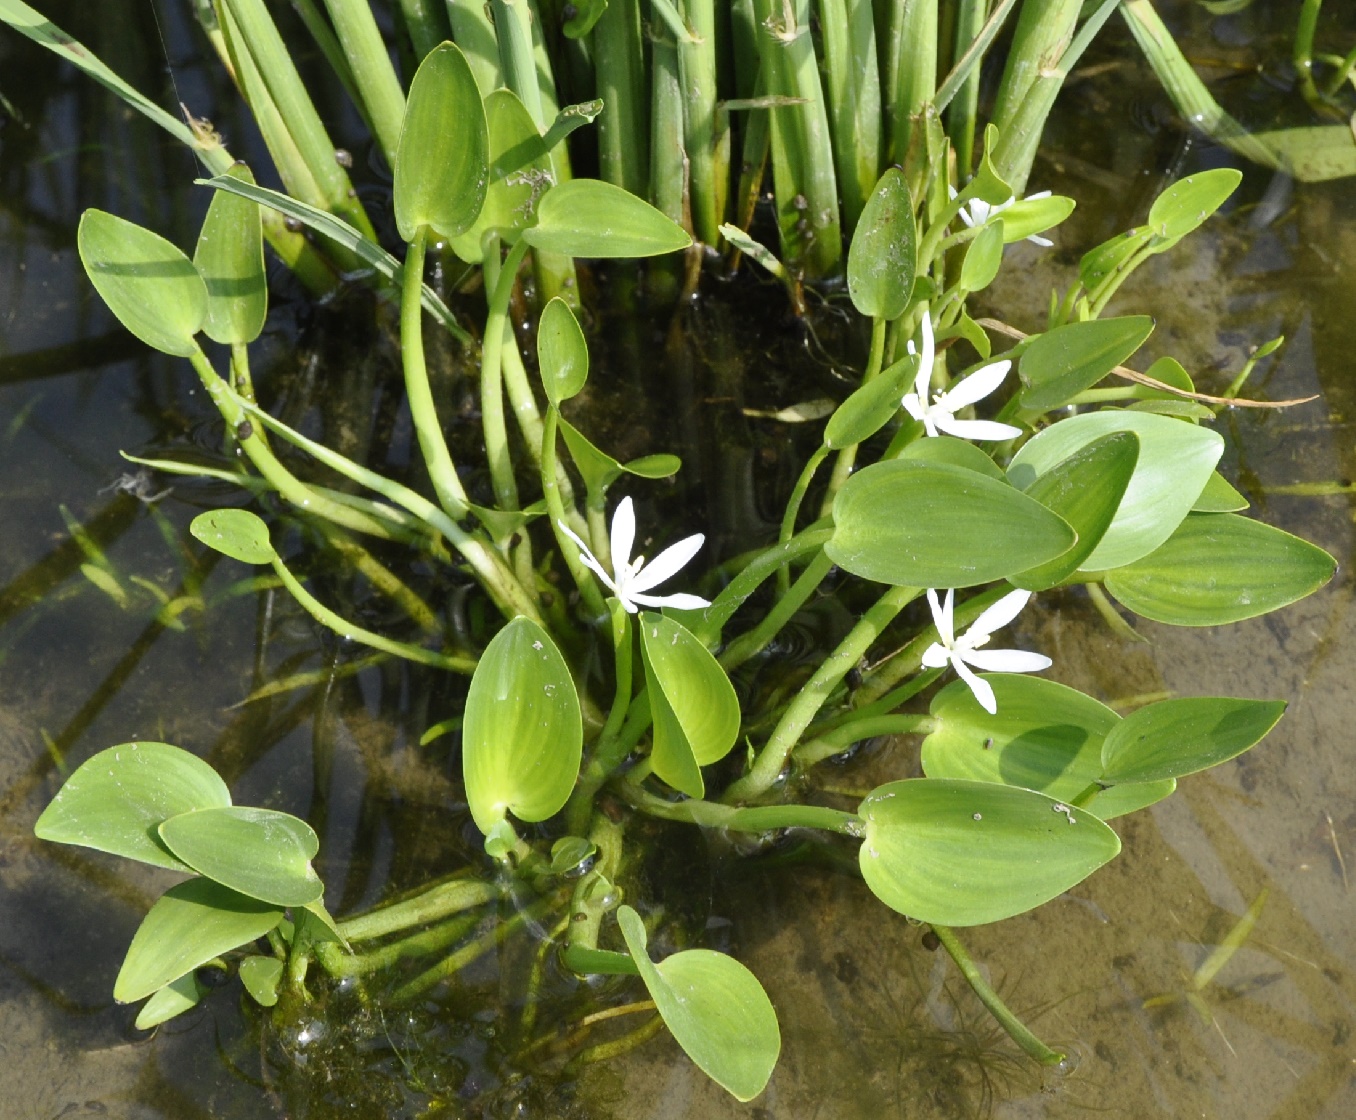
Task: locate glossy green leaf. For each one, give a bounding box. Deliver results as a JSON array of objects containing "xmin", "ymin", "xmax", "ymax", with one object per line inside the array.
[
  {"xmin": 562, "ymin": 0, "xmax": 608, "ymax": 37},
  {"xmin": 557, "ymin": 418, "xmax": 677, "ymax": 495},
  {"xmin": 1103, "ymin": 513, "xmax": 1335, "ymax": 625},
  {"xmin": 1139, "ymin": 355, "xmax": 1195, "ymax": 396},
  {"xmin": 550, "ymin": 836, "xmax": 597, "ymax": 874},
  {"xmin": 189, "ymin": 509, "xmax": 275, "ymax": 565},
  {"xmin": 846, "ymin": 169, "xmax": 916, "ymax": 320},
  {"xmin": 617, "ymin": 905, "xmax": 779, "ymax": 1102},
  {"xmin": 462, "ymin": 618, "xmax": 583, "ymax": 833},
  {"xmin": 622, "ymin": 453, "xmax": 682, "ymax": 479},
  {"xmin": 1101, "ymin": 696, "xmax": 1286, "ymax": 784},
  {"xmin": 114, "ymin": 878, "xmax": 283, "ymax": 1004},
  {"xmin": 828, "ymin": 461, "xmax": 1076, "ymax": 589},
  {"xmin": 238, "ymin": 955, "xmax": 283, "ymax": 1007},
  {"xmin": 1008, "ymin": 411, "xmax": 1223, "ymax": 571},
  {"xmin": 640, "ymin": 613, "xmax": 740, "ymax": 798},
  {"xmin": 823, "ymin": 353, "xmax": 919, "ymax": 450},
  {"xmin": 1011, "ymin": 431, "xmax": 1139, "ymax": 590},
  {"xmin": 159, "ymin": 806, "xmax": 323, "ymax": 907},
  {"xmin": 1079, "ymin": 228, "xmax": 1152, "ymax": 293},
  {"xmin": 78, "ymin": 210, "xmax": 207, "ymax": 357},
  {"xmin": 538, "ymin": 297, "xmax": 588, "ymax": 406},
  {"xmin": 34, "ymin": 741, "xmax": 231, "ymax": 872},
  {"xmin": 393, "ymin": 42, "xmax": 488, "ymax": 241},
  {"xmin": 134, "ymin": 971, "xmax": 205, "ymax": 1030},
  {"xmin": 920, "ymin": 675, "xmax": 1167, "ymax": 819},
  {"xmin": 194, "ymin": 162, "xmax": 266, "ymax": 345},
  {"xmin": 858, "ymin": 779, "xmax": 1122, "ymax": 926},
  {"xmin": 1000, "ymin": 194, "xmax": 1075, "ymax": 244},
  {"xmin": 524, "ymin": 179, "xmax": 692, "ymax": 258},
  {"xmin": 959, "ymin": 222, "xmax": 1004, "ymax": 292},
  {"xmin": 448, "ymin": 87, "xmax": 551, "ymax": 262},
  {"xmin": 1146, "ymin": 168, "xmax": 1241, "ymax": 245},
  {"xmin": 1019, "ymin": 316, "xmax": 1155, "ymax": 412},
  {"xmin": 898, "ymin": 435, "xmax": 1005, "ymax": 480},
  {"xmin": 1192, "ymin": 472, "xmax": 1248, "ymax": 512}
]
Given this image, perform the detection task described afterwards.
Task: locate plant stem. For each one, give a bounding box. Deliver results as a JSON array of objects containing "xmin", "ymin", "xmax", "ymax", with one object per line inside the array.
[
  {"xmin": 679, "ymin": 0, "xmax": 728, "ymax": 246},
  {"xmin": 618, "ymin": 779, "xmax": 864, "ymax": 834},
  {"xmin": 317, "ymin": 910, "xmax": 484, "ymax": 977},
  {"xmin": 481, "ymin": 238, "xmax": 533, "ymax": 511},
  {"xmin": 723, "ymin": 584, "xmax": 919, "ymax": 803},
  {"xmin": 820, "ymin": 316, "xmax": 887, "ymax": 516},
  {"xmin": 541, "ymin": 409, "xmax": 608, "ymax": 620},
  {"xmin": 931, "ymin": 924, "xmax": 1067, "ymax": 1065},
  {"xmin": 776, "ymin": 446, "xmax": 829, "ymax": 594},
  {"xmin": 793, "ymin": 713, "xmax": 933, "ymax": 767},
  {"xmin": 694, "ymin": 525, "xmax": 834, "ymax": 644},
  {"xmin": 320, "ymin": 0, "xmax": 407, "ymax": 166},
  {"xmin": 592, "ymin": 0, "xmax": 649, "ymax": 196},
  {"xmin": 338, "ymin": 877, "xmax": 499, "ymax": 941},
  {"xmin": 722, "ymin": 548, "xmax": 833, "ymax": 671},
  {"xmin": 566, "ymin": 605, "xmax": 635, "ymax": 833}
]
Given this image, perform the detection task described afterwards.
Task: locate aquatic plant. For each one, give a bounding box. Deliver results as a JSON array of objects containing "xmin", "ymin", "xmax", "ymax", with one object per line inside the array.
[{"xmin": 5, "ymin": 0, "xmax": 1347, "ymax": 1105}]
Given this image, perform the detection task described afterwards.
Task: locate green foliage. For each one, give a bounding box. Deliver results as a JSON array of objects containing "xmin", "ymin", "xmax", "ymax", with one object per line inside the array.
[
  {"xmin": 1018, "ymin": 316, "xmax": 1155, "ymax": 412},
  {"xmin": 1101, "ymin": 697, "xmax": 1286, "ymax": 784},
  {"xmin": 238, "ymin": 955, "xmax": 284, "ymax": 1007},
  {"xmin": 523, "ymin": 179, "xmax": 693, "ymax": 258},
  {"xmin": 823, "ymin": 352, "xmax": 921, "ymax": 449},
  {"xmin": 537, "ymin": 296, "xmax": 589, "ymax": 406},
  {"xmin": 846, "ymin": 169, "xmax": 915, "ymax": 319},
  {"xmin": 158, "ymin": 807, "xmax": 324, "ymax": 907},
  {"xmin": 134, "ymin": 971, "xmax": 206, "ymax": 1030},
  {"xmin": 189, "ymin": 508, "xmax": 275, "ymax": 565},
  {"xmin": 194, "ymin": 162, "xmax": 267, "ymax": 345}
]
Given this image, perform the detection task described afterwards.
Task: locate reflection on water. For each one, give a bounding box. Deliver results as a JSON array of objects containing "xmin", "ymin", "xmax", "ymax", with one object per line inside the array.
[{"xmin": 2, "ymin": 1, "xmax": 1355, "ymax": 1116}]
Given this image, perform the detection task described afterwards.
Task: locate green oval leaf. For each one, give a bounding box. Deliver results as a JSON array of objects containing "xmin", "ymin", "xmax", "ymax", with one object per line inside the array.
[
  {"xmin": 158, "ymin": 806, "xmax": 323, "ymax": 907},
  {"xmin": 959, "ymin": 221, "xmax": 1004, "ymax": 291},
  {"xmin": 823, "ymin": 353, "xmax": 920, "ymax": 450},
  {"xmin": 189, "ymin": 509, "xmax": 275, "ymax": 565},
  {"xmin": 134, "ymin": 971, "xmax": 205, "ymax": 1030},
  {"xmin": 524, "ymin": 179, "xmax": 693, "ymax": 258},
  {"xmin": 1193, "ymin": 471, "xmax": 1248, "ymax": 513},
  {"xmin": 394, "ymin": 42, "xmax": 489, "ymax": 242},
  {"xmin": 194, "ymin": 162, "xmax": 267, "ymax": 345},
  {"xmin": 1103, "ymin": 513, "xmax": 1336, "ymax": 625},
  {"xmin": 462, "ymin": 618, "xmax": 583, "ymax": 833},
  {"xmin": 34, "ymin": 741, "xmax": 231, "ymax": 872},
  {"xmin": 858, "ymin": 779, "xmax": 1122, "ymax": 926},
  {"xmin": 898, "ymin": 434, "xmax": 1004, "ymax": 480},
  {"xmin": 622, "ymin": 453, "xmax": 682, "ymax": 479},
  {"xmin": 1008, "ymin": 411, "xmax": 1223, "ymax": 571},
  {"xmin": 617, "ymin": 905, "xmax": 780, "ymax": 1102},
  {"xmin": 538, "ymin": 296, "xmax": 588, "ymax": 406},
  {"xmin": 920, "ymin": 675, "xmax": 1167, "ymax": 819},
  {"xmin": 1079, "ymin": 228, "xmax": 1151, "ymax": 293},
  {"xmin": 640, "ymin": 613, "xmax": 740, "ymax": 799},
  {"xmin": 1011, "ymin": 431, "xmax": 1140, "ymax": 590},
  {"xmin": 827, "ymin": 461, "xmax": 1076, "ymax": 588},
  {"xmin": 1018, "ymin": 316, "xmax": 1155, "ymax": 413},
  {"xmin": 846, "ymin": 169, "xmax": 916, "ymax": 320},
  {"xmin": 1147, "ymin": 168, "xmax": 1242, "ymax": 244},
  {"xmin": 78, "ymin": 210, "xmax": 207, "ymax": 357},
  {"xmin": 238, "ymin": 954, "xmax": 284, "ymax": 1007},
  {"xmin": 1101, "ymin": 696, "xmax": 1286, "ymax": 785},
  {"xmin": 114, "ymin": 878, "xmax": 283, "ymax": 1004},
  {"xmin": 999, "ymin": 194, "xmax": 1075, "ymax": 244}
]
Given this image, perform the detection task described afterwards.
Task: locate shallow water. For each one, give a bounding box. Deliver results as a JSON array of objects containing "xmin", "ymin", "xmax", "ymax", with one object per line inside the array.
[{"xmin": 2, "ymin": 3, "xmax": 1355, "ymax": 1117}]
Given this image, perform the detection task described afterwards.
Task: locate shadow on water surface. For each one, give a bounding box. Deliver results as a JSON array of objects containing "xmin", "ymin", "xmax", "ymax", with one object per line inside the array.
[{"xmin": 1, "ymin": 1, "xmax": 1355, "ymax": 1117}]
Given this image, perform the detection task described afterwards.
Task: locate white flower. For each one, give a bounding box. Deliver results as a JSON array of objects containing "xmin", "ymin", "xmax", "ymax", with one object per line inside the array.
[
  {"xmin": 951, "ymin": 186, "xmax": 1054, "ymax": 247},
  {"xmin": 901, "ymin": 314, "xmax": 1022, "ymax": 441},
  {"xmin": 559, "ymin": 496, "xmax": 710, "ymax": 615},
  {"xmin": 921, "ymin": 588, "xmax": 1052, "ymax": 715}
]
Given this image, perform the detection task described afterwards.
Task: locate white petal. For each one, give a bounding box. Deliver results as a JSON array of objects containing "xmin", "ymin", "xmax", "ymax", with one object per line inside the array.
[
  {"xmin": 628, "ymin": 533, "xmax": 704, "ymax": 593},
  {"xmin": 967, "ymin": 588, "xmax": 1033, "ymax": 640},
  {"xmin": 617, "ymin": 593, "xmax": 640, "ymax": 614},
  {"xmin": 939, "ymin": 360, "xmax": 1011, "ymax": 411},
  {"xmin": 918, "ymin": 312, "xmax": 935, "ymax": 377},
  {"xmin": 921, "ymin": 413, "xmax": 940, "ymax": 438},
  {"xmin": 629, "ymin": 591, "xmax": 711, "ymax": 611},
  {"xmin": 961, "ymin": 648, "xmax": 1052, "ymax": 673},
  {"xmin": 957, "ymin": 206, "xmax": 977, "ymax": 229},
  {"xmin": 1026, "ymin": 233, "xmax": 1054, "ymax": 248},
  {"xmin": 921, "ymin": 642, "xmax": 951, "ymax": 669},
  {"xmin": 901, "ymin": 392, "xmax": 926, "ymax": 423},
  {"xmin": 933, "ymin": 415, "xmax": 1023, "ymax": 442},
  {"xmin": 1025, "ymin": 190, "xmax": 1052, "ymax": 201},
  {"xmin": 925, "ymin": 588, "xmax": 953, "ymax": 647},
  {"xmin": 610, "ymin": 497, "xmax": 636, "ymax": 573},
  {"xmin": 953, "ymin": 658, "xmax": 997, "ymax": 714},
  {"xmin": 559, "ymin": 521, "xmax": 616, "ymax": 589}
]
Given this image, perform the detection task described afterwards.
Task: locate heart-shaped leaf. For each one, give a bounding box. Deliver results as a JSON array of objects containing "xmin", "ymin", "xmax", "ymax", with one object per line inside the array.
[
  {"xmin": 538, "ymin": 296, "xmax": 588, "ymax": 406},
  {"xmin": 1008, "ymin": 411, "xmax": 1223, "ymax": 571},
  {"xmin": 238, "ymin": 955, "xmax": 284, "ymax": 1007},
  {"xmin": 394, "ymin": 42, "xmax": 489, "ymax": 241},
  {"xmin": 189, "ymin": 509, "xmax": 275, "ymax": 565},
  {"xmin": 617, "ymin": 905, "xmax": 780, "ymax": 1102},
  {"xmin": 1018, "ymin": 316, "xmax": 1155, "ymax": 413},
  {"xmin": 114, "ymin": 878, "xmax": 283, "ymax": 1003},
  {"xmin": 858, "ymin": 779, "xmax": 1122, "ymax": 926},
  {"xmin": 1103, "ymin": 513, "xmax": 1336, "ymax": 625},
  {"xmin": 1100, "ymin": 696, "xmax": 1286, "ymax": 784},
  {"xmin": 1011, "ymin": 431, "xmax": 1139, "ymax": 590},
  {"xmin": 34, "ymin": 741, "xmax": 231, "ymax": 872},
  {"xmin": 462, "ymin": 618, "xmax": 583, "ymax": 833},
  {"xmin": 524, "ymin": 179, "xmax": 692, "ymax": 258},
  {"xmin": 846, "ymin": 169, "xmax": 916, "ymax": 320},
  {"xmin": 828, "ymin": 460, "xmax": 1076, "ymax": 588},
  {"xmin": 134, "ymin": 971, "xmax": 205, "ymax": 1030},
  {"xmin": 640, "ymin": 613, "xmax": 740, "ymax": 798},
  {"xmin": 78, "ymin": 210, "xmax": 207, "ymax": 357},
  {"xmin": 159, "ymin": 806, "xmax": 324, "ymax": 907},
  {"xmin": 194, "ymin": 162, "xmax": 267, "ymax": 345}
]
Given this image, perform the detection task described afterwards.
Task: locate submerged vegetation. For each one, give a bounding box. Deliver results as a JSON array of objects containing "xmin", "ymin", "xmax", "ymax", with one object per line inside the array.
[{"xmin": 4, "ymin": 0, "xmax": 1354, "ymax": 1110}]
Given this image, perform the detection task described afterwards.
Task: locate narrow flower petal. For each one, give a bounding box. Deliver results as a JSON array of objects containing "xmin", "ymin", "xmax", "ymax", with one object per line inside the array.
[
  {"xmin": 627, "ymin": 533, "xmax": 705, "ymax": 593},
  {"xmin": 610, "ymin": 497, "xmax": 636, "ymax": 574},
  {"xmin": 918, "ymin": 313, "xmax": 935, "ymax": 378},
  {"xmin": 938, "ymin": 360, "xmax": 1011, "ymax": 411},
  {"xmin": 1026, "ymin": 233, "xmax": 1054, "ymax": 248},
  {"xmin": 1025, "ymin": 190, "xmax": 1052, "ymax": 202},
  {"xmin": 921, "ymin": 642, "xmax": 951, "ymax": 669},
  {"xmin": 933, "ymin": 415, "xmax": 1023, "ymax": 442},
  {"xmin": 630, "ymin": 591, "xmax": 711, "ymax": 611},
  {"xmin": 559, "ymin": 521, "xmax": 616, "ymax": 590},
  {"xmin": 901, "ymin": 392, "xmax": 926, "ymax": 424},
  {"xmin": 967, "ymin": 588, "xmax": 1033, "ymax": 641},
  {"xmin": 953, "ymin": 658, "xmax": 997, "ymax": 714},
  {"xmin": 910, "ymin": 345, "xmax": 933, "ymax": 403},
  {"xmin": 960, "ymin": 648, "xmax": 1052, "ymax": 673},
  {"xmin": 926, "ymin": 588, "xmax": 954, "ymax": 647}
]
